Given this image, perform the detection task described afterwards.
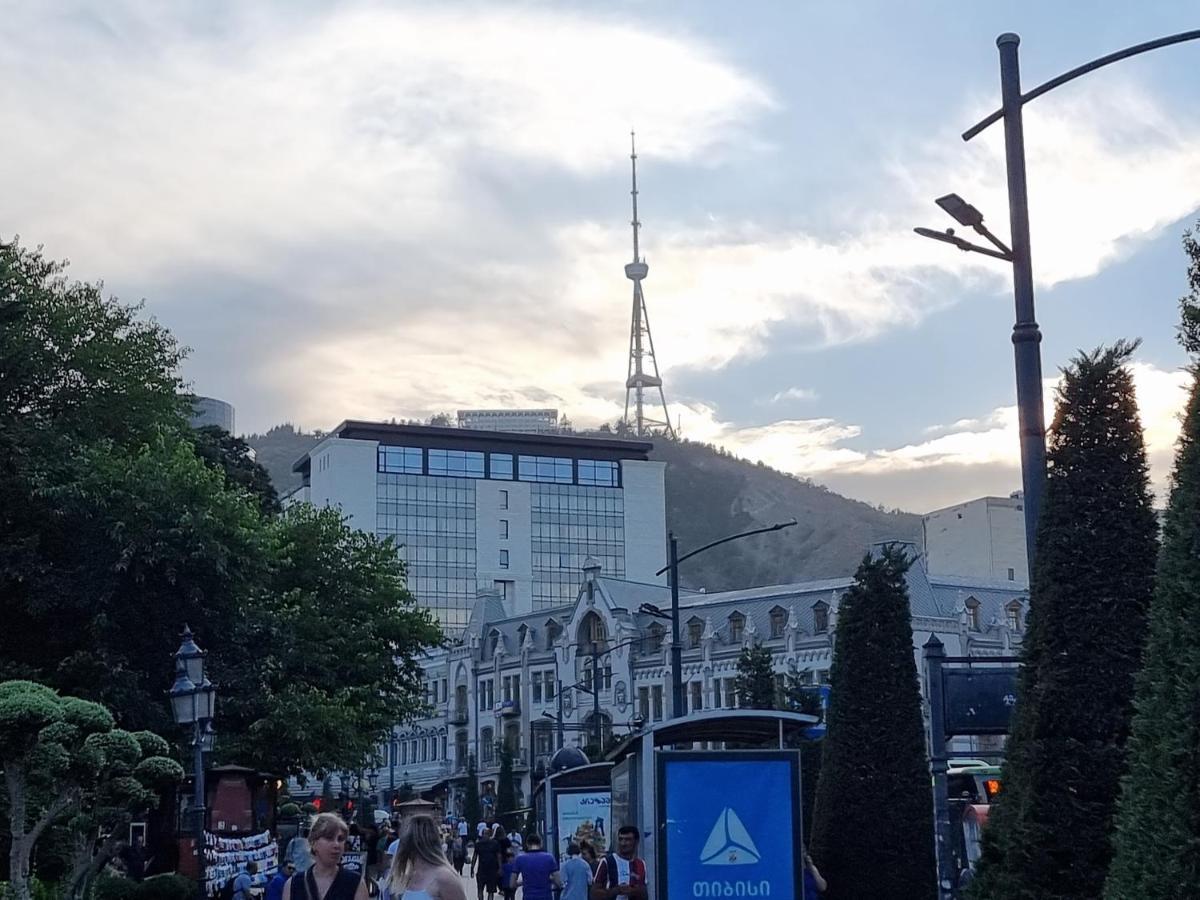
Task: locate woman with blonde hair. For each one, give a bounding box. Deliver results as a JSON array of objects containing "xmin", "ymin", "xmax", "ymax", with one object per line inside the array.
[
  {"xmin": 283, "ymin": 813, "xmax": 370, "ymax": 900},
  {"xmin": 386, "ymin": 814, "xmax": 466, "ymax": 900}
]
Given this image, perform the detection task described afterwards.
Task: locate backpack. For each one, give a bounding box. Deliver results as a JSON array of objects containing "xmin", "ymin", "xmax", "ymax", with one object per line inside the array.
[{"xmin": 218, "ymin": 877, "xmax": 237, "ymax": 900}]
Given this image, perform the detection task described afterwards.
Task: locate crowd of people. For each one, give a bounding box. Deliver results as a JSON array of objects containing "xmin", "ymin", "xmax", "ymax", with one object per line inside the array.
[{"xmin": 235, "ymin": 811, "xmax": 824, "ymax": 900}]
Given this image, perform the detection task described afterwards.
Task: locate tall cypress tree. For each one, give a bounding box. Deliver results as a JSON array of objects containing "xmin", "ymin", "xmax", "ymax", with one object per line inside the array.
[
  {"xmin": 810, "ymin": 546, "xmax": 935, "ymax": 900},
  {"xmin": 970, "ymin": 343, "xmax": 1158, "ymax": 900},
  {"xmin": 1105, "ymin": 228, "xmax": 1200, "ymax": 898},
  {"xmin": 463, "ymin": 753, "xmax": 481, "ymax": 829},
  {"xmin": 733, "ymin": 644, "xmax": 777, "ymax": 709}
]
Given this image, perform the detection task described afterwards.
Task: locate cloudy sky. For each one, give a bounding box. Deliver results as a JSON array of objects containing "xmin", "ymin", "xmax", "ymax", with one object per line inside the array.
[{"xmin": 4, "ymin": 1, "xmax": 1200, "ymax": 512}]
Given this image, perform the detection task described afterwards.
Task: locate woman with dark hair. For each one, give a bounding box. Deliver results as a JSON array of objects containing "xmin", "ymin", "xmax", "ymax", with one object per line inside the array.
[{"xmin": 385, "ymin": 814, "xmax": 466, "ymax": 900}]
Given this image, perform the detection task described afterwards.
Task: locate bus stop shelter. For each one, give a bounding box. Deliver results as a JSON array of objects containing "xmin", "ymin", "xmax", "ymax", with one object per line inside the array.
[{"xmin": 605, "ymin": 709, "xmax": 819, "ymax": 900}]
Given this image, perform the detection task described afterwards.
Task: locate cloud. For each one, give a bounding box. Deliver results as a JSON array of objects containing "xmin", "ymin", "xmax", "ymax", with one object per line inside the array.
[
  {"xmin": 766, "ymin": 387, "xmax": 819, "ymax": 404},
  {"xmin": 678, "ymin": 359, "xmax": 1192, "ymax": 512}
]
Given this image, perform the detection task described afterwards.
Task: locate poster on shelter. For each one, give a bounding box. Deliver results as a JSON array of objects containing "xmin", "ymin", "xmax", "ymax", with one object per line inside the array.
[{"xmin": 556, "ymin": 791, "xmax": 611, "ymax": 856}]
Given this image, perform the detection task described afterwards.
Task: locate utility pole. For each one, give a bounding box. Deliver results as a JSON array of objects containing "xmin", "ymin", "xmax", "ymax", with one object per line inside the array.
[
  {"xmin": 668, "ymin": 534, "xmax": 683, "ymax": 719},
  {"xmin": 924, "ymin": 634, "xmax": 955, "ymax": 900}
]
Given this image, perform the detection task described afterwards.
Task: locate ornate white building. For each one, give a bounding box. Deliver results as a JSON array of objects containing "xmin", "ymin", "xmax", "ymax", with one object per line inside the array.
[{"xmin": 378, "ymin": 542, "xmax": 1028, "ymax": 814}]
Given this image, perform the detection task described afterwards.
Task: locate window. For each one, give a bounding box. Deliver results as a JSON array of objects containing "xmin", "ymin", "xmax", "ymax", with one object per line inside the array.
[
  {"xmin": 499, "ymin": 550, "xmax": 509, "ymax": 569},
  {"xmin": 638, "ymin": 686, "xmax": 650, "ymax": 721},
  {"xmin": 712, "ymin": 679, "xmax": 722, "ymax": 709},
  {"xmin": 690, "ymin": 681, "xmax": 703, "ymax": 712},
  {"xmin": 428, "ymin": 448, "xmax": 485, "ymax": 478},
  {"xmin": 481, "ymin": 728, "xmax": 495, "ymax": 764},
  {"xmin": 769, "ymin": 607, "xmax": 787, "ymax": 639},
  {"xmin": 813, "ymin": 602, "xmax": 829, "ymax": 634},
  {"xmin": 545, "ymin": 619, "xmax": 562, "ymax": 648},
  {"xmin": 1006, "ymin": 602, "xmax": 1023, "ymax": 631},
  {"xmin": 966, "ymin": 597, "xmax": 981, "ymax": 631},
  {"xmin": 728, "ymin": 613, "xmax": 745, "ymax": 643},
  {"xmin": 494, "ymin": 580, "xmax": 512, "ymax": 602},
  {"xmin": 1007, "ymin": 567, "xmax": 1016, "ymax": 581},
  {"xmin": 499, "ymin": 519, "xmax": 509, "ymax": 539},
  {"xmin": 724, "ymin": 678, "xmax": 737, "ymax": 708},
  {"xmin": 441, "ymin": 734, "xmax": 448, "ymax": 760},
  {"xmin": 533, "ymin": 722, "xmax": 555, "ymax": 756},
  {"xmin": 378, "ymin": 446, "xmax": 422, "ymax": 474},
  {"xmin": 518, "ymin": 455, "xmax": 573, "ymax": 484},
  {"xmin": 578, "ymin": 459, "xmax": 619, "ymax": 487},
  {"xmin": 687, "ymin": 618, "xmax": 704, "ymax": 649},
  {"xmin": 651, "ymin": 685, "xmax": 664, "ymax": 721},
  {"xmin": 499, "ymin": 489, "xmax": 509, "ymax": 510},
  {"xmin": 479, "ymin": 679, "xmax": 494, "ymax": 711},
  {"xmin": 502, "ymin": 674, "xmax": 520, "ymax": 702},
  {"xmin": 532, "ymin": 674, "xmax": 542, "ymax": 704},
  {"xmin": 490, "ymin": 454, "xmax": 514, "ymax": 480},
  {"xmin": 644, "ymin": 623, "xmax": 665, "ymax": 653}
]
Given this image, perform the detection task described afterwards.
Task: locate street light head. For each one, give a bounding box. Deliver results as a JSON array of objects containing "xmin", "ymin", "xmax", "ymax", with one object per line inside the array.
[
  {"xmin": 174, "ymin": 625, "xmax": 206, "ymax": 686},
  {"xmin": 936, "ymin": 193, "xmax": 984, "ymax": 227},
  {"xmin": 639, "ymin": 602, "xmax": 670, "ymax": 620}
]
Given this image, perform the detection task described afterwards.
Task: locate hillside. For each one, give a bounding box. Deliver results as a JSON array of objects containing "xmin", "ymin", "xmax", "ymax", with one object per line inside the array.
[{"xmin": 245, "ymin": 425, "xmax": 920, "ymax": 591}]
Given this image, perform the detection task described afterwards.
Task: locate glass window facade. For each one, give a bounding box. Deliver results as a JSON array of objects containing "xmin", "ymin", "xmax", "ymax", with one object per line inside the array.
[
  {"xmin": 428, "ymin": 448, "xmax": 484, "ymax": 478},
  {"xmin": 377, "ymin": 473, "xmax": 477, "ymax": 632},
  {"xmin": 378, "ymin": 446, "xmax": 423, "ymax": 474},
  {"xmin": 519, "ymin": 455, "xmax": 574, "ymax": 484},
  {"xmin": 490, "ymin": 454, "xmax": 514, "ymax": 480},
  {"xmin": 578, "ymin": 459, "xmax": 619, "ymax": 487},
  {"xmin": 531, "ymin": 483, "xmax": 625, "ymax": 608}
]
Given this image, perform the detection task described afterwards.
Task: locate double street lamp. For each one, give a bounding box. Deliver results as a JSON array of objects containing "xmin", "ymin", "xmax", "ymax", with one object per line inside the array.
[
  {"xmin": 640, "ymin": 521, "xmax": 797, "ymax": 719},
  {"xmin": 168, "ymin": 626, "xmax": 217, "ymax": 896},
  {"xmin": 916, "ymin": 28, "xmax": 1200, "ymax": 578}
]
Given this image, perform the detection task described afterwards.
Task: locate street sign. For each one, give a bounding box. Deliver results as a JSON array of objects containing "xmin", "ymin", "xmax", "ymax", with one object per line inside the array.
[
  {"xmin": 658, "ymin": 751, "xmax": 802, "ymax": 899},
  {"xmin": 943, "ymin": 668, "xmax": 1019, "ymax": 735}
]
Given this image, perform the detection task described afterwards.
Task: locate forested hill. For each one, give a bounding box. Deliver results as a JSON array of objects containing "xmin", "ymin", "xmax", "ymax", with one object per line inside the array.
[{"xmin": 246, "ymin": 424, "xmax": 919, "ymax": 591}]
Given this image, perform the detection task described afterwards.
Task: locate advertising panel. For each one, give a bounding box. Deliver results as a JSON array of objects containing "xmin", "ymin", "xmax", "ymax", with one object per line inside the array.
[
  {"xmin": 554, "ymin": 790, "xmax": 611, "ymax": 857},
  {"xmin": 943, "ymin": 668, "xmax": 1019, "ymax": 735},
  {"xmin": 659, "ymin": 752, "xmax": 801, "ymax": 899}
]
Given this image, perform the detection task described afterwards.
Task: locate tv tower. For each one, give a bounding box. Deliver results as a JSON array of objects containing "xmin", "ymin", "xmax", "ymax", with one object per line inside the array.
[{"xmin": 622, "ymin": 132, "xmax": 675, "ymax": 438}]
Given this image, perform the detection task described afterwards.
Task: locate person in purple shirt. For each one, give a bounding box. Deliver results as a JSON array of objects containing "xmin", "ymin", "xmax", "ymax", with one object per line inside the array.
[{"xmin": 509, "ymin": 835, "xmax": 561, "ymax": 900}]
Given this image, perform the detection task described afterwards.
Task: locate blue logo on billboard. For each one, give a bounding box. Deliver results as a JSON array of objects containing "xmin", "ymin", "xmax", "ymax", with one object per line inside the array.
[{"xmin": 700, "ymin": 809, "xmax": 761, "ymax": 866}]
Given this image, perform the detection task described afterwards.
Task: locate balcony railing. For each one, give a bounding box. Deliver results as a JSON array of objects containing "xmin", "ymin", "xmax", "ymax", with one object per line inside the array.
[{"xmin": 448, "ymin": 706, "xmax": 469, "ymax": 726}]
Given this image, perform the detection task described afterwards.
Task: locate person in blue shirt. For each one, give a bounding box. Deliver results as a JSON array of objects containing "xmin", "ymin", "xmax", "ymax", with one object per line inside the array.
[
  {"xmin": 511, "ymin": 835, "xmax": 560, "ymax": 900},
  {"xmin": 233, "ymin": 862, "xmax": 258, "ymax": 900},
  {"xmin": 266, "ymin": 862, "xmax": 294, "ymax": 900}
]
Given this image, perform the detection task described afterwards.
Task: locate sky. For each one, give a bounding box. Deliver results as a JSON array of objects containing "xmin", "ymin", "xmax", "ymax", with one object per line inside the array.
[{"xmin": 4, "ymin": 1, "xmax": 1200, "ymax": 512}]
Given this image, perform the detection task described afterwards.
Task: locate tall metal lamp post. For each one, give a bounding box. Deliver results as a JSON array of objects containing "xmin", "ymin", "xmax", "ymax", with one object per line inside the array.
[
  {"xmin": 169, "ymin": 626, "xmax": 217, "ymax": 897},
  {"xmin": 641, "ymin": 521, "xmax": 797, "ymax": 718},
  {"xmin": 917, "ymin": 28, "xmax": 1200, "ymax": 578}
]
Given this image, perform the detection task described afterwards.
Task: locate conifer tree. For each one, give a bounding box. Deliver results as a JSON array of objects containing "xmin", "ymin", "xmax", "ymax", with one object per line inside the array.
[
  {"xmin": 733, "ymin": 644, "xmax": 776, "ymax": 709},
  {"xmin": 1105, "ymin": 228, "xmax": 1200, "ymax": 898},
  {"xmin": 809, "ymin": 546, "xmax": 935, "ymax": 900},
  {"xmin": 463, "ymin": 754, "xmax": 481, "ymax": 830},
  {"xmin": 969, "ymin": 343, "xmax": 1158, "ymax": 900},
  {"xmin": 497, "ymin": 743, "xmax": 517, "ymax": 821}
]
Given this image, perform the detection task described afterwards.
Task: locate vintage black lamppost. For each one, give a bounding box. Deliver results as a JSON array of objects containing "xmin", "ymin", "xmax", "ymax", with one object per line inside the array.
[{"xmin": 169, "ymin": 626, "xmax": 217, "ymax": 897}]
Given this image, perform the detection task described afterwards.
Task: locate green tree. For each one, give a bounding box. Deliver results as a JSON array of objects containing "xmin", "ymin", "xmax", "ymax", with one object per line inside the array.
[
  {"xmin": 190, "ymin": 424, "xmax": 281, "ymax": 516},
  {"xmin": 809, "ymin": 547, "xmax": 935, "ymax": 900},
  {"xmin": 1106, "ymin": 230, "xmax": 1200, "ymax": 898},
  {"xmin": 0, "ymin": 681, "xmax": 184, "ymax": 900},
  {"xmin": 733, "ymin": 644, "xmax": 776, "ymax": 709},
  {"xmin": 970, "ymin": 343, "xmax": 1159, "ymax": 900},
  {"xmin": 463, "ymin": 755, "xmax": 481, "ymax": 831},
  {"xmin": 217, "ymin": 503, "xmax": 443, "ymax": 778}
]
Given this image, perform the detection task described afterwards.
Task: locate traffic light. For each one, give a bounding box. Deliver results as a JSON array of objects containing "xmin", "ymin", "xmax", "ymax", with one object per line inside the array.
[{"xmin": 983, "ymin": 778, "xmax": 1002, "ymax": 801}]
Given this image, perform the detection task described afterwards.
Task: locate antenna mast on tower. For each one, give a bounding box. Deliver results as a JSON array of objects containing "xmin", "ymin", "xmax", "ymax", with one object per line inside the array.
[{"xmin": 622, "ymin": 132, "xmax": 675, "ymax": 439}]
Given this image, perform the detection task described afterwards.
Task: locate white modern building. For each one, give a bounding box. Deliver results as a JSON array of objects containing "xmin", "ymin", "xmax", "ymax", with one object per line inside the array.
[
  {"xmin": 371, "ymin": 544, "xmax": 1027, "ymax": 817},
  {"xmin": 288, "ymin": 421, "xmax": 667, "ymax": 631},
  {"xmin": 457, "ymin": 409, "xmax": 561, "ymax": 434},
  {"xmin": 923, "ymin": 494, "xmax": 1028, "ymax": 587}
]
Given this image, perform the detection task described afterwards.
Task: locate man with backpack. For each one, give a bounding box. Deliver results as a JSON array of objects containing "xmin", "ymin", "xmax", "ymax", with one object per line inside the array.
[{"xmin": 590, "ymin": 827, "xmax": 645, "ymax": 900}]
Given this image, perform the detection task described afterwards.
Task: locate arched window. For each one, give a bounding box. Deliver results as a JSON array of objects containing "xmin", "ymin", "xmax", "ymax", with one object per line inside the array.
[
  {"xmin": 965, "ymin": 597, "xmax": 981, "ymax": 631},
  {"xmin": 728, "ymin": 612, "xmax": 746, "ymax": 643},
  {"xmin": 455, "ymin": 730, "xmax": 468, "ymax": 770},
  {"xmin": 812, "ymin": 601, "xmax": 829, "ymax": 634},
  {"xmin": 577, "ymin": 612, "xmax": 607, "ymax": 651},
  {"xmin": 769, "ymin": 606, "xmax": 788, "ymax": 639},
  {"xmin": 545, "ymin": 618, "xmax": 562, "ymax": 648},
  {"xmin": 687, "ymin": 617, "xmax": 704, "ymax": 649},
  {"xmin": 480, "ymin": 727, "xmax": 495, "ymax": 764},
  {"xmin": 1006, "ymin": 601, "xmax": 1023, "ymax": 632},
  {"xmin": 517, "ymin": 624, "xmax": 530, "ymax": 649},
  {"xmin": 488, "ymin": 628, "xmax": 502, "ymax": 656}
]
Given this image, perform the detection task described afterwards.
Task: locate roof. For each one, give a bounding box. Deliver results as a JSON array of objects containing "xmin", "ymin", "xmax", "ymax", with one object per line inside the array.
[
  {"xmin": 294, "ymin": 420, "xmax": 652, "ymax": 473},
  {"xmin": 606, "ymin": 710, "xmax": 820, "ymax": 764}
]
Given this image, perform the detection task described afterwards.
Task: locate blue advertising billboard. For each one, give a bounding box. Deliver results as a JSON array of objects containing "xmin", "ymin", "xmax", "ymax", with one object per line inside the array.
[{"xmin": 658, "ymin": 751, "xmax": 802, "ymax": 899}]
